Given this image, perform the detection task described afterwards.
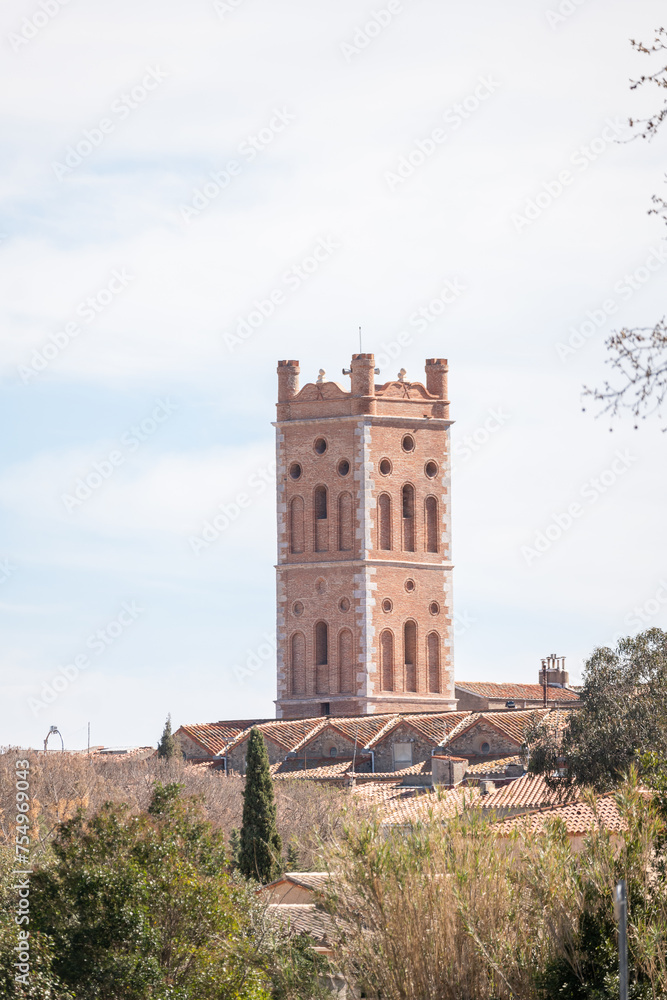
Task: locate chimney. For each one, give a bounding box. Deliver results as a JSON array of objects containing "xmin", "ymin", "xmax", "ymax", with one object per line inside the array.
[
  {"xmin": 277, "ymin": 360, "xmax": 300, "ymax": 402},
  {"xmin": 349, "ymin": 354, "xmax": 377, "ymax": 414},
  {"xmin": 425, "ymin": 358, "xmax": 449, "ymax": 418},
  {"xmin": 431, "ymin": 754, "xmax": 466, "ymax": 788},
  {"xmin": 539, "ymin": 653, "xmax": 569, "ymax": 691}
]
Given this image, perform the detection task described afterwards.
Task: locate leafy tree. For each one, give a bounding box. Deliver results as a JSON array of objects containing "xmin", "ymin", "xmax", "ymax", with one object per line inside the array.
[
  {"xmin": 528, "ymin": 628, "xmax": 667, "ymax": 791},
  {"xmin": 29, "ymin": 782, "xmax": 270, "ymax": 999},
  {"xmin": 285, "ymin": 841, "xmax": 300, "ymax": 871},
  {"xmin": 229, "ymin": 827, "xmax": 241, "ymax": 871},
  {"xmin": 585, "ymin": 29, "xmax": 667, "ymax": 426},
  {"xmin": 157, "ymin": 712, "xmax": 181, "ymax": 759},
  {"xmin": 239, "ymin": 729, "xmax": 283, "ymax": 884}
]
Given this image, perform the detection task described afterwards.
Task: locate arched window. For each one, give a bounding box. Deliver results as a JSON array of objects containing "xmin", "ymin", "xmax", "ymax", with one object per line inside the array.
[
  {"xmin": 380, "ymin": 630, "xmax": 394, "ymax": 692},
  {"xmin": 314, "ymin": 485, "xmax": 328, "ymax": 553},
  {"xmin": 338, "ymin": 628, "xmax": 354, "ymax": 694},
  {"xmin": 315, "ymin": 621, "xmax": 328, "ymax": 694},
  {"xmin": 427, "ymin": 631, "xmax": 440, "ymax": 693},
  {"xmin": 338, "ymin": 492, "xmax": 353, "ymax": 552},
  {"xmin": 291, "ymin": 632, "xmax": 305, "ymax": 695},
  {"xmin": 289, "ymin": 496, "xmax": 304, "ymax": 554},
  {"xmin": 425, "ymin": 495, "xmax": 438, "ymax": 553},
  {"xmin": 402, "ymin": 484, "xmax": 415, "ymax": 552},
  {"xmin": 378, "ymin": 493, "xmax": 392, "ymax": 551},
  {"xmin": 404, "ymin": 620, "xmax": 417, "ymax": 692}
]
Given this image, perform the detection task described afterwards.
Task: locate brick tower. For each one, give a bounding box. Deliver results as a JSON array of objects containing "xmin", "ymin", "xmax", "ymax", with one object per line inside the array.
[{"xmin": 275, "ymin": 354, "xmax": 456, "ymax": 719}]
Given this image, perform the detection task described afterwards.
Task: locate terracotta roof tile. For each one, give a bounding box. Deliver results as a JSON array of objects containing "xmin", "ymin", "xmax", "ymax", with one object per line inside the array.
[
  {"xmin": 379, "ymin": 786, "xmax": 481, "ymax": 826},
  {"xmin": 465, "ymin": 755, "xmax": 523, "ymax": 776},
  {"xmin": 496, "ymin": 796, "xmax": 625, "ymax": 836},
  {"xmin": 265, "ymin": 904, "xmax": 335, "ymax": 942},
  {"xmin": 400, "ymin": 711, "xmax": 472, "ymax": 745},
  {"xmin": 456, "ymin": 682, "xmax": 579, "ymax": 702},
  {"xmin": 481, "ymin": 773, "xmax": 580, "ymax": 811},
  {"xmin": 176, "ymin": 722, "xmax": 257, "ymax": 755}
]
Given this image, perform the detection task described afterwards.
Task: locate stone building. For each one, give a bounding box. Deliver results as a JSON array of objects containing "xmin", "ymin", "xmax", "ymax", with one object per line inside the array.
[{"xmin": 275, "ymin": 354, "xmax": 456, "ymax": 719}]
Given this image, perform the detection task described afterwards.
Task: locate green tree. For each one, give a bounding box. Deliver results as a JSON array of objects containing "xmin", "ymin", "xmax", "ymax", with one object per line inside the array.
[
  {"xmin": 29, "ymin": 782, "xmax": 269, "ymax": 999},
  {"xmin": 528, "ymin": 628, "xmax": 667, "ymax": 791},
  {"xmin": 239, "ymin": 729, "xmax": 283, "ymax": 884},
  {"xmin": 157, "ymin": 712, "xmax": 181, "ymax": 759}
]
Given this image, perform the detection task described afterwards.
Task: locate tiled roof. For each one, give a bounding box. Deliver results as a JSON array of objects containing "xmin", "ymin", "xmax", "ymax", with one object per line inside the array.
[
  {"xmin": 399, "ymin": 711, "xmax": 471, "ymax": 745},
  {"xmin": 446, "ymin": 709, "xmax": 556, "ymax": 750},
  {"xmin": 313, "ymin": 715, "xmax": 398, "ymax": 748},
  {"xmin": 177, "ymin": 721, "xmax": 260, "ymax": 755},
  {"xmin": 380, "ymin": 786, "xmax": 481, "ymax": 827},
  {"xmin": 456, "ymin": 682, "xmax": 580, "ymax": 702},
  {"xmin": 265, "ymin": 904, "xmax": 335, "ymax": 942},
  {"xmin": 258, "ymin": 718, "xmax": 326, "ymax": 752},
  {"xmin": 270, "ymin": 756, "xmax": 368, "ymax": 780},
  {"xmin": 465, "ymin": 755, "xmax": 523, "ymax": 776},
  {"xmin": 496, "ymin": 796, "xmax": 625, "ymax": 836},
  {"xmin": 481, "ymin": 773, "xmax": 579, "ymax": 812}
]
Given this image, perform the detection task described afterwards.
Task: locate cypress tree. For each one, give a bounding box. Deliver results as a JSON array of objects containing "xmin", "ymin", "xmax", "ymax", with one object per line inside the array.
[
  {"xmin": 239, "ymin": 728, "xmax": 282, "ymax": 883},
  {"xmin": 156, "ymin": 714, "xmax": 180, "ymax": 760}
]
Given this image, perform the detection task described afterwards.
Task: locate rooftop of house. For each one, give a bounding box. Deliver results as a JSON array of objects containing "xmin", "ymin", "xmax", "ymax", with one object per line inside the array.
[
  {"xmin": 176, "ymin": 707, "xmax": 573, "ymax": 762},
  {"xmin": 455, "ymin": 682, "xmax": 580, "ymax": 702},
  {"xmin": 265, "ymin": 903, "xmax": 335, "ymax": 944},
  {"xmin": 495, "ymin": 796, "xmax": 625, "ymax": 836}
]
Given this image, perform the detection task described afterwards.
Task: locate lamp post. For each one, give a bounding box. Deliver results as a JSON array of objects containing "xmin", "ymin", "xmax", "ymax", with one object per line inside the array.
[
  {"xmin": 614, "ymin": 880, "xmax": 628, "ymax": 1000},
  {"xmin": 43, "ymin": 725, "xmax": 64, "ymax": 753}
]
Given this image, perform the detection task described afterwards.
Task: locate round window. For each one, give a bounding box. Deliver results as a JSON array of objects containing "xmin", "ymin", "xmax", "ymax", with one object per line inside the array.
[
  {"xmin": 480, "ymin": 742, "xmax": 490, "ymax": 755},
  {"xmin": 338, "ymin": 459, "xmax": 350, "ymax": 477},
  {"xmin": 402, "ymin": 434, "xmax": 415, "ymax": 453},
  {"xmin": 429, "ymin": 601, "xmax": 440, "ymax": 615},
  {"xmin": 314, "ymin": 438, "xmax": 327, "ymax": 455},
  {"xmin": 382, "ymin": 598, "xmax": 393, "ymax": 613},
  {"xmin": 425, "ymin": 460, "xmax": 438, "ymax": 478},
  {"xmin": 329, "ymin": 747, "xmax": 338, "ymax": 757},
  {"xmin": 379, "ymin": 458, "xmax": 392, "ymax": 476},
  {"xmin": 339, "ymin": 597, "xmax": 350, "ymax": 612},
  {"xmin": 293, "ymin": 602, "xmax": 304, "ymax": 616},
  {"xmin": 289, "ymin": 463, "xmax": 302, "ymax": 480},
  {"xmin": 404, "ymin": 579, "xmax": 416, "ymax": 593}
]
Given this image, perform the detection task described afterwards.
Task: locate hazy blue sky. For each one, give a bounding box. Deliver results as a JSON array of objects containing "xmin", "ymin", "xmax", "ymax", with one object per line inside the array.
[{"xmin": 2, "ymin": 0, "xmax": 666, "ymax": 750}]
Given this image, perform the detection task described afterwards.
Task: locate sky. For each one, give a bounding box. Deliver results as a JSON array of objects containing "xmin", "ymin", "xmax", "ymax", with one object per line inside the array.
[{"xmin": 1, "ymin": 0, "xmax": 667, "ymax": 751}]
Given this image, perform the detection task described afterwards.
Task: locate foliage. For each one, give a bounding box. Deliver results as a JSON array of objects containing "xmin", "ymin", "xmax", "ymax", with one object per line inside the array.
[
  {"xmin": 239, "ymin": 730, "xmax": 283, "ymax": 884},
  {"xmin": 585, "ymin": 28, "xmax": 667, "ymax": 426},
  {"xmin": 29, "ymin": 782, "xmax": 270, "ymax": 999},
  {"xmin": 157, "ymin": 713, "xmax": 182, "ymax": 760},
  {"xmin": 323, "ymin": 775, "xmax": 667, "ymax": 1000},
  {"xmin": 528, "ymin": 628, "xmax": 667, "ymax": 792}
]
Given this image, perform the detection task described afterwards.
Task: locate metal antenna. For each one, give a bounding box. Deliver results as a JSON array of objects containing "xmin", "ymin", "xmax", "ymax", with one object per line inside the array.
[{"xmin": 359, "ymin": 326, "xmax": 362, "ymax": 354}]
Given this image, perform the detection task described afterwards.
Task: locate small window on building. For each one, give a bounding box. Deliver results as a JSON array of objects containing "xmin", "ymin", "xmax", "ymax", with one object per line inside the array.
[
  {"xmin": 480, "ymin": 742, "xmax": 490, "ymax": 755},
  {"xmin": 329, "ymin": 746, "xmax": 338, "ymax": 757},
  {"xmin": 402, "ymin": 484, "xmax": 415, "ymax": 551},
  {"xmin": 378, "ymin": 493, "xmax": 392, "ymax": 550},
  {"xmin": 382, "ymin": 598, "xmax": 393, "ymax": 613},
  {"xmin": 289, "ymin": 462, "xmax": 302, "ymax": 480},
  {"xmin": 315, "ymin": 485, "xmax": 327, "ymax": 519},
  {"xmin": 314, "ymin": 438, "xmax": 327, "ymax": 455},
  {"xmin": 379, "ymin": 458, "xmax": 392, "ymax": 476},
  {"xmin": 425, "ymin": 460, "xmax": 438, "ymax": 478},
  {"xmin": 320, "ymin": 702, "xmax": 330, "ymax": 716},
  {"xmin": 393, "ymin": 742, "xmax": 413, "ymax": 765},
  {"xmin": 402, "ymin": 434, "xmax": 415, "ymax": 453},
  {"xmin": 338, "ymin": 459, "xmax": 350, "ymax": 477}
]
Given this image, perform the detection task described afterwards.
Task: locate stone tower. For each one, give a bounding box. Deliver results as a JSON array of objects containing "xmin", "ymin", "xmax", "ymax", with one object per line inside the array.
[{"xmin": 275, "ymin": 354, "xmax": 456, "ymax": 719}]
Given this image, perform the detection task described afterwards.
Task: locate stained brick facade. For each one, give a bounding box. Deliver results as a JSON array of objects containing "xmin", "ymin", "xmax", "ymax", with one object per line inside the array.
[{"xmin": 274, "ymin": 354, "xmax": 456, "ymax": 719}]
